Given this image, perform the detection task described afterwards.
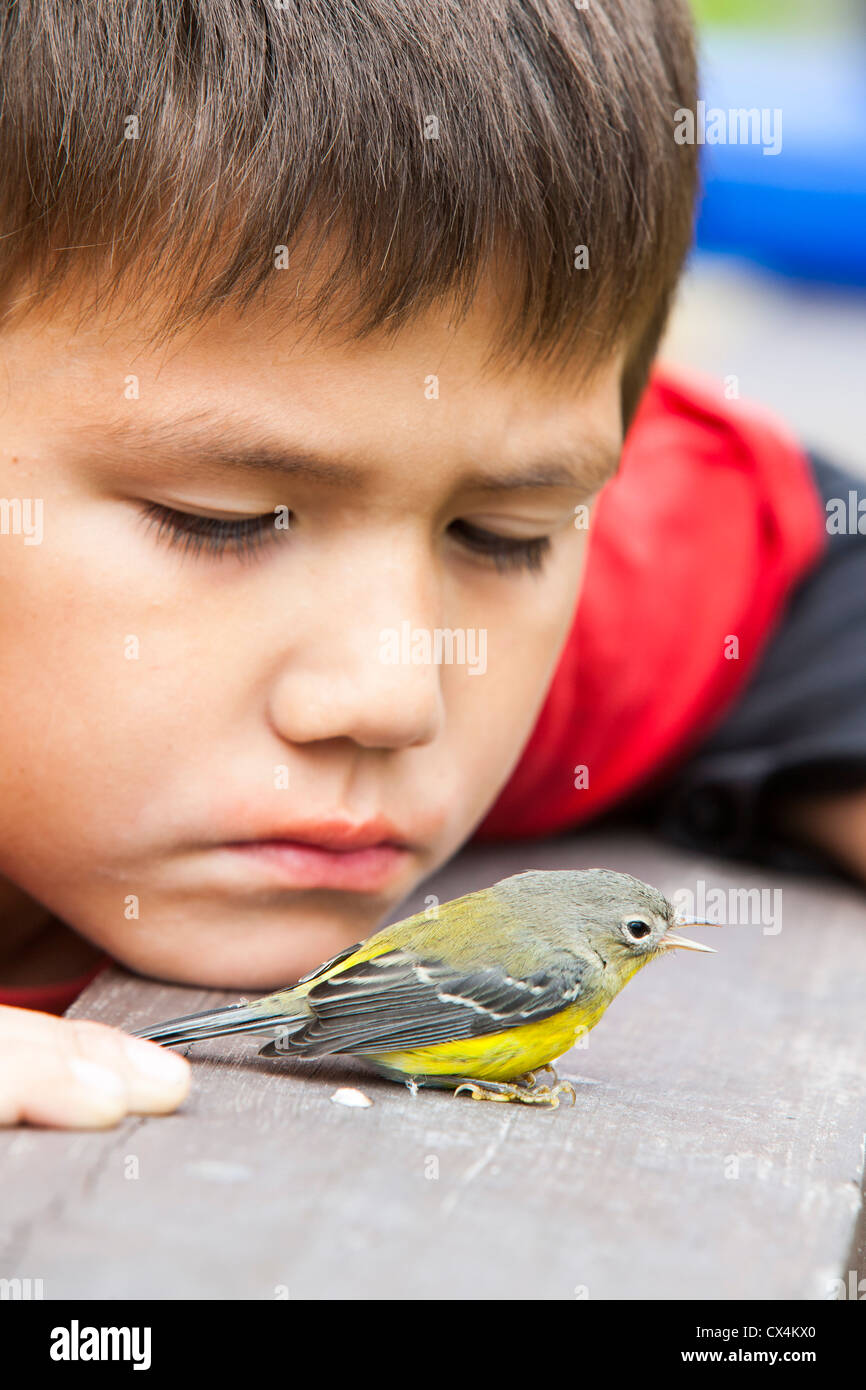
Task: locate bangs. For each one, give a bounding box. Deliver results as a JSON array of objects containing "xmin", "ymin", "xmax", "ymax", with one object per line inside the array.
[{"xmin": 0, "ymin": 0, "xmax": 698, "ymax": 388}]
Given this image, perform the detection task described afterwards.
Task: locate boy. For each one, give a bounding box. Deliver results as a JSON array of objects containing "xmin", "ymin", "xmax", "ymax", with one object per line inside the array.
[{"xmin": 0, "ymin": 1, "xmax": 862, "ymax": 1128}]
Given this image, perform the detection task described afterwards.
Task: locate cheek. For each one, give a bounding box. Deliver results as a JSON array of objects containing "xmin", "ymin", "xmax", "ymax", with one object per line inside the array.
[
  {"xmin": 441, "ymin": 547, "xmax": 588, "ymax": 804},
  {"xmin": 0, "ymin": 530, "xmax": 225, "ymax": 860}
]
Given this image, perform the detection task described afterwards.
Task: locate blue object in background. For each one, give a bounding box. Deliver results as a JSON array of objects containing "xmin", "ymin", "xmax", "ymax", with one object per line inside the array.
[{"xmin": 694, "ymin": 34, "xmax": 866, "ymax": 287}]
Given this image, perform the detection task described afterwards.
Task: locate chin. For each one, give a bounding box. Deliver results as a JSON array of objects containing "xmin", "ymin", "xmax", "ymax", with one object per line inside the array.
[{"xmin": 112, "ymin": 929, "xmax": 358, "ymax": 993}]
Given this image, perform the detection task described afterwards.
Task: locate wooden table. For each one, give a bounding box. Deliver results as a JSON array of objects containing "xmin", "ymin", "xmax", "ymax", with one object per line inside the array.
[{"xmin": 2, "ymin": 830, "xmax": 865, "ymax": 1299}]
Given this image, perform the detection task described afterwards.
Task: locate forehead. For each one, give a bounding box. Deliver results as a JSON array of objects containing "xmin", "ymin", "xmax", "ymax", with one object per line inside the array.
[{"xmin": 1, "ymin": 266, "xmax": 626, "ymax": 497}]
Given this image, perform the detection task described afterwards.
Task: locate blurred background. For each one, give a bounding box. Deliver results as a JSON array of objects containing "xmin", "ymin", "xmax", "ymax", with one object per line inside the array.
[{"xmin": 661, "ymin": 0, "xmax": 865, "ymax": 473}]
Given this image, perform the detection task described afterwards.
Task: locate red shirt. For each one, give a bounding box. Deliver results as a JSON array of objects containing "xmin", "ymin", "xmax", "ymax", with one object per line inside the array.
[
  {"xmin": 0, "ymin": 964, "xmax": 110, "ymax": 1018},
  {"xmin": 1, "ymin": 364, "xmax": 827, "ymax": 1015}
]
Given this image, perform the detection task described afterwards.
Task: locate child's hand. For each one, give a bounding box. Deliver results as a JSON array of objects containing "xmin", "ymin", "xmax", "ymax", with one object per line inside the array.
[{"xmin": 0, "ymin": 1004, "xmax": 191, "ymax": 1128}]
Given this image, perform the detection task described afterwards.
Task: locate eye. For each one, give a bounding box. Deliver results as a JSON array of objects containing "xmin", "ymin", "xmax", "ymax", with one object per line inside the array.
[
  {"xmin": 448, "ymin": 519, "xmax": 551, "ymax": 574},
  {"xmin": 623, "ymin": 919, "xmax": 652, "ymax": 942},
  {"xmin": 140, "ymin": 502, "xmax": 290, "ymax": 561}
]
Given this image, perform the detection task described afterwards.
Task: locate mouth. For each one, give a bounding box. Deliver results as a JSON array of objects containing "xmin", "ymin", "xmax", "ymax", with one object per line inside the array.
[{"xmin": 220, "ymin": 816, "xmax": 414, "ymax": 892}]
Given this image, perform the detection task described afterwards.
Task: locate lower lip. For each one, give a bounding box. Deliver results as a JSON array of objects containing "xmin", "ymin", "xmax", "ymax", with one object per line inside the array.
[{"xmin": 222, "ymin": 840, "xmax": 410, "ymax": 891}]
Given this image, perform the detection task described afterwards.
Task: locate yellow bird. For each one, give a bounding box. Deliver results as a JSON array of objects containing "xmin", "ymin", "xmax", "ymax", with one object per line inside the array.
[{"xmin": 131, "ymin": 868, "xmax": 715, "ymax": 1106}]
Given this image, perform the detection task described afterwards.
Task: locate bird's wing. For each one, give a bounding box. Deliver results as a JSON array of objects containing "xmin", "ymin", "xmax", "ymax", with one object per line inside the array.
[{"xmin": 263, "ymin": 947, "xmax": 590, "ymax": 1057}]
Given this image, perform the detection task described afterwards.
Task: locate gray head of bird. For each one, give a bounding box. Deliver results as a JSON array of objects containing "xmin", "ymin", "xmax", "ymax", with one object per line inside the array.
[{"xmin": 494, "ymin": 867, "xmax": 716, "ymax": 990}]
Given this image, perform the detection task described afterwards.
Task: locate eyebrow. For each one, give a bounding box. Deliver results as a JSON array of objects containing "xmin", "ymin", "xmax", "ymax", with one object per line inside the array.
[{"xmin": 71, "ymin": 412, "xmax": 621, "ymax": 495}]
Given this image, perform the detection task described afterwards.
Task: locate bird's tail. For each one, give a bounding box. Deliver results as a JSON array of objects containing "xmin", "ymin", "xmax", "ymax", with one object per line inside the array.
[{"xmin": 129, "ymin": 994, "xmax": 308, "ymax": 1049}]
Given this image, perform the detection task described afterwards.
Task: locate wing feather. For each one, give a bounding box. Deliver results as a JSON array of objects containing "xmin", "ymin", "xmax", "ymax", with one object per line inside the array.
[{"xmin": 267, "ymin": 947, "xmax": 588, "ymax": 1057}]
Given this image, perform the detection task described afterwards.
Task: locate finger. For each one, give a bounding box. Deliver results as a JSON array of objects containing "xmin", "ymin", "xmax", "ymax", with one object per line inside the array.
[
  {"xmin": 0, "ymin": 1009, "xmax": 191, "ymax": 1128},
  {"xmin": 70, "ymin": 1019, "xmax": 192, "ymax": 1116}
]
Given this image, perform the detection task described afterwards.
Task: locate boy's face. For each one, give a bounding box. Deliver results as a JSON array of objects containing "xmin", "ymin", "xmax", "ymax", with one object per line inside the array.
[{"xmin": 0, "ymin": 273, "xmax": 623, "ymax": 988}]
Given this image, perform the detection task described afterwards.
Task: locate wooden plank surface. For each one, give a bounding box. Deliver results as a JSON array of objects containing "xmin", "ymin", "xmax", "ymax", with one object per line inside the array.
[{"xmin": 1, "ymin": 829, "xmax": 865, "ymax": 1300}]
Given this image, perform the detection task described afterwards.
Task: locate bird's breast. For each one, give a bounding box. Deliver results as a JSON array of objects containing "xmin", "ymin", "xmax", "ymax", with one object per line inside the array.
[{"xmin": 361, "ymin": 997, "xmax": 608, "ymax": 1083}]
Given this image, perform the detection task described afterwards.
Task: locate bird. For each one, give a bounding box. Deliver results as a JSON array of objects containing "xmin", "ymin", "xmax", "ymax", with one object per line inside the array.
[{"xmin": 130, "ymin": 868, "xmax": 716, "ymax": 1107}]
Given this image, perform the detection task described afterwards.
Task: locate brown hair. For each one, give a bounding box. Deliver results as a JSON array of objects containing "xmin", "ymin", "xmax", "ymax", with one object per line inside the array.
[{"xmin": 0, "ymin": 0, "xmax": 698, "ymax": 430}]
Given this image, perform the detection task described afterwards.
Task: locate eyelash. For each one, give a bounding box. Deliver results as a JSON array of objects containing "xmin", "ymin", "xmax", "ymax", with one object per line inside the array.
[
  {"xmin": 140, "ymin": 503, "xmax": 552, "ymax": 573},
  {"xmin": 140, "ymin": 502, "xmax": 281, "ymax": 561},
  {"xmin": 448, "ymin": 520, "xmax": 551, "ymax": 573}
]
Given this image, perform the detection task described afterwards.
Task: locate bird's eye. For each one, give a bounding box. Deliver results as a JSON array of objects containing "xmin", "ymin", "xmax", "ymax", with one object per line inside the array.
[{"xmin": 624, "ymin": 919, "xmax": 652, "ymax": 941}]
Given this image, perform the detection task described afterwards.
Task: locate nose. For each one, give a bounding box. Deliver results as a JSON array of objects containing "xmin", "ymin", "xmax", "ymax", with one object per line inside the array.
[{"xmin": 266, "ymin": 532, "xmax": 447, "ymax": 751}]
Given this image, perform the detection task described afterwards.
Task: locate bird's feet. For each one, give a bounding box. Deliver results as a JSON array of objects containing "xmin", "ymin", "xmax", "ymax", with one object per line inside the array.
[{"xmin": 453, "ymin": 1067, "xmax": 576, "ymax": 1108}]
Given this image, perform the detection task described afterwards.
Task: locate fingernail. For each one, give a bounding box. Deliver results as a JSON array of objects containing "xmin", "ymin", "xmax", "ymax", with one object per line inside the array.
[
  {"xmin": 69, "ymin": 1057, "xmax": 126, "ymax": 1097},
  {"xmin": 123, "ymin": 1036, "xmax": 190, "ymax": 1084}
]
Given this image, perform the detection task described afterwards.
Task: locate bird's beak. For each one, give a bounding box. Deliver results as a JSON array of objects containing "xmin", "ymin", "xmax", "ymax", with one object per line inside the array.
[
  {"xmin": 674, "ymin": 915, "xmax": 725, "ymax": 928},
  {"xmin": 658, "ymin": 929, "xmax": 717, "ymax": 954}
]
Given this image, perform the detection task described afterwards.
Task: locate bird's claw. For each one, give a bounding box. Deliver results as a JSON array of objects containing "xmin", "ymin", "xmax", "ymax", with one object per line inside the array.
[{"xmin": 453, "ymin": 1068, "xmax": 577, "ymax": 1108}]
